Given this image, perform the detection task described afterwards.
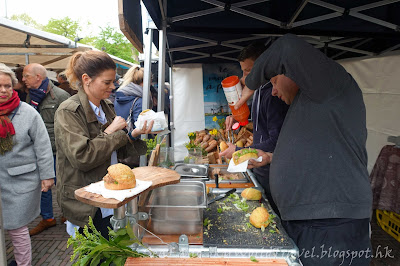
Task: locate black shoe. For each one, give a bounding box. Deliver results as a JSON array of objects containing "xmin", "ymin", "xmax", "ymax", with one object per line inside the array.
[{"xmin": 8, "ymin": 260, "xmax": 17, "ymax": 266}]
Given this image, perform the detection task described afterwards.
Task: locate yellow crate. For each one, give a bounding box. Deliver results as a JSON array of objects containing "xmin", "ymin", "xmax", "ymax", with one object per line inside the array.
[{"xmin": 376, "ymin": 209, "xmax": 400, "ymax": 242}]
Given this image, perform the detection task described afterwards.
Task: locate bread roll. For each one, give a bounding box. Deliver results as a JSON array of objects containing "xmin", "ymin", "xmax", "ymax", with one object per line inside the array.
[
  {"xmin": 103, "ymin": 163, "xmax": 136, "ymax": 190},
  {"xmin": 241, "ymin": 188, "xmax": 262, "ymax": 200},
  {"xmin": 249, "ymin": 207, "xmax": 270, "ymax": 228}
]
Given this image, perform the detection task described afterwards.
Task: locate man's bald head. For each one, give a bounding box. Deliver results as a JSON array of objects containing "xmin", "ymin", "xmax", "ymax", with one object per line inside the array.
[{"xmin": 23, "ymin": 63, "xmax": 47, "ymax": 89}]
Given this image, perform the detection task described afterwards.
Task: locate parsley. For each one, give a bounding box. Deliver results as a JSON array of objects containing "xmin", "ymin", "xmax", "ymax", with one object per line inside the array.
[
  {"xmin": 250, "ymin": 256, "xmax": 259, "ymax": 262},
  {"xmin": 67, "ymin": 217, "xmax": 153, "ymax": 265}
]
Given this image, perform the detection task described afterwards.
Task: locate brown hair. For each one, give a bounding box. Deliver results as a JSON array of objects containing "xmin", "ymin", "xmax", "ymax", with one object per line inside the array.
[
  {"xmin": 66, "ymin": 50, "xmax": 116, "ymax": 89},
  {"xmin": 120, "ymin": 66, "xmax": 144, "ymax": 88}
]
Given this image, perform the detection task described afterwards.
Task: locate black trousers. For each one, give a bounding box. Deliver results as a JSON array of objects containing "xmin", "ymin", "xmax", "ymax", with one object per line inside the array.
[
  {"xmin": 282, "ymin": 218, "xmax": 371, "ymax": 266},
  {"xmin": 78, "ymin": 209, "xmax": 112, "ymax": 240}
]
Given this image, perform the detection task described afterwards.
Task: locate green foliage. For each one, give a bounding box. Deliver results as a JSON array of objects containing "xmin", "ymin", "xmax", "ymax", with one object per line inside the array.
[
  {"xmin": 94, "ymin": 25, "xmax": 137, "ymax": 63},
  {"xmin": 67, "ymin": 216, "xmax": 153, "ymax": 265},
  {"xmin": 10, "ymin": 13, "xmax": 43, "ymax": 29},
  {"xmin": 43, "ymin": 17, "xmax": 81, "ymax": 40}
]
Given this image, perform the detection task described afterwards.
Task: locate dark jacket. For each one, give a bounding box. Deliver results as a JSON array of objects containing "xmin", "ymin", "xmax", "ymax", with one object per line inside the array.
[
  {"xmin": 54, "ymin": 89, "xmax": 147, "ymax": 227},
  {"xmin": 247, "ymin": 83, "xmax": 288, "ymax": 186},
  {"xmin": 26, "ymin": 81, "xmax": 70, "ymax": 154},
  {"xmin": 114, "ymin": 83, "xmax": 143, "ymax": 128},
  {"xmin": 246, "ymin": 34, "xmax": 372, "ymax": 221}
]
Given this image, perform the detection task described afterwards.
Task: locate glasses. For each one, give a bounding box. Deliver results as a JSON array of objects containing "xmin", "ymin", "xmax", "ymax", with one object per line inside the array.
[{"xmin": 22, "ymin": 74, "xmax": 32, "ymax": 78}]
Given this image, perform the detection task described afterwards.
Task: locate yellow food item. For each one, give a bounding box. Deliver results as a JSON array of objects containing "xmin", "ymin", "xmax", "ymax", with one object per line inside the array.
[
  {"xmin": 236, "ymin": 140, "xmax": 244, "ymax": 147},
  {"xmin": 249, "ymin": 207, "xmax": 270, "ymax": 228},
  {"xmin": 241, "ymin": 188, "xmax": 262, "ymax": 200}
]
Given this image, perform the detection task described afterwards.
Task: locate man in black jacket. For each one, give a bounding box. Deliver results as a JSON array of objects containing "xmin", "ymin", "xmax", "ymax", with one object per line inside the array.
[{"xmin": 237, "ymin": 34, "xmax": 372, "ymax": 266}]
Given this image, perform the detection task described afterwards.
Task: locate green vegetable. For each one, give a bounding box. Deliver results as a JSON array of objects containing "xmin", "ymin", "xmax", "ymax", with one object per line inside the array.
[
  {"xmin": 189, "ymin": 253, "xmax": 198, "ymax": 258},
  {"xmin": 67, "ymin": 216, "xmax": 153, "ymax": 265},
  {"xmin": 114, "ymin": 181, "xmax": 118, "ymax": 184},
  {"xmin": 246, "ymin": 222, "xmax": 252, "ymax": 228},
  {"xmin": 250, "ymin": 256, "xmax": 259, "ymax": 262},
  {"xmin": 203, "ymin": 218, "xmax": 210, "ymax": 227},
  {"xmin": 217, "ymin": 208, "xmax": 223, "ymax": 213}
]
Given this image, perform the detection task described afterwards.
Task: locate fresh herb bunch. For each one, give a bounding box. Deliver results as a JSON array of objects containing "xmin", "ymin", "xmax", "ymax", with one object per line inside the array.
[
  {"xmin": 67, "ymin": 217, "xmax": 153, "ymax": 266},
  {"xmin": 144, "ymin": 138, "xmax": 157, "ymax": 155}
]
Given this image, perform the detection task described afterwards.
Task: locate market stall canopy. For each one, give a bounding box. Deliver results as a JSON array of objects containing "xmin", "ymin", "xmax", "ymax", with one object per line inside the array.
[
  {"xmin": 133, "ymin": 0, "xmax": 400, "ymax": 65},
  {"xmin": 0, "ymin": 17, "xmax": 135, "ymax": 70}
]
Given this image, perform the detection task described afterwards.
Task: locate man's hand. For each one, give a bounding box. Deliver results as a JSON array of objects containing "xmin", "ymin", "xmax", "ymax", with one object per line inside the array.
[
  {"xmin": 247, "ymin": 150, "xmax": 273, "ymax": 169},
  {"xmin": 131, "ymin": 120, "xmax": 155, "ymax": 137},
  {"xmin": 41, "ymin": 179, "xmax": 54, "ymax": 192},
  {"xmin": 225, "ymin": 116, "xmax": 236, "ymax": 131},
  {"xmin": 219, "ymin": 142, "xmax": 236, "ymax": 159},
  {"xmin": 105, "ymin": 116, "xmax": 127, "ymax": 134},
  {"xmin": 234, "ymin": 86, "xmax": 254, "ymax": 110}
]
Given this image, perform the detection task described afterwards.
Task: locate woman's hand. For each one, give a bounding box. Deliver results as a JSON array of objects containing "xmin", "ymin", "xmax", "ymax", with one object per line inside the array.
[
  {"xmin": 131, "ymin": 120, "xmax": 155, "ymax": 138},
  {"xmin": 247, "ymin": 150, "xmax": 273, "ymax": 169},
  {"xmin": 105, "ymin": 116, "xmax": 127, "ymax": 134},
  {"xmin": 41, "ymin": 179, "xmax": 54, "ymax": 192}
]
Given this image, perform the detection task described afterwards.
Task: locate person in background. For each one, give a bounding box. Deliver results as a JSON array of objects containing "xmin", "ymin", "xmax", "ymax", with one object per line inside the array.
[
  {"xmin": 22, "ymin": 63, "xmax": 70, "ymax": 236},
  {"xmin": 57, "ymin": 71, "xmax": 76, "ymax": 96},
  {"xmin": 54, "ymin": 50, "xmax": 153, "ymax": 238},
  {"xmin": 239, "ymin": 34, "xmax": 372, "ymax": 266},
  {"xmin": 114, "ymin": 67, "xmax": 145, "ymax": 124},
  {"xmin": 220, "ymin": 41, "xmax": 288, "ymax": 216},
  {"xmin": 108, "ymin": 73, "xmax": 121, "ymax": 103},
  {"xmin": 13, "ymin": 66, "xmax": 29, "ymax": 101},
  {"xmin": 0, "ymin": 63, "xmax": 55, "ymax": 266}
]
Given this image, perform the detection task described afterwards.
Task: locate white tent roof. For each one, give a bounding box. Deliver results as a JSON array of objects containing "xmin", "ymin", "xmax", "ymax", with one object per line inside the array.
[{"xmin": 0, "ymin": 17, "xmax": 135, "ymax": 70}]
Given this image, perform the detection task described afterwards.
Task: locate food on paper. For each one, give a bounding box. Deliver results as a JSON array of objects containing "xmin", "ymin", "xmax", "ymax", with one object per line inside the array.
[
  {"xmin": 232, "ymin": 148, "xmax": 258, "ymax": 165},
  {"xmin": 249, "ymin": 207, "xmax": 270, "ymax": 228},
  {"xmin": 134, "ymin": 109, "xmax": 167, "ymax": 132},
  {"xmin": 241, "ymin": 188, "xmax": 262, "ymax": 200},
  {"xmin": 103, "ymin": 163, "xmax": 136, "ymax": 190}
]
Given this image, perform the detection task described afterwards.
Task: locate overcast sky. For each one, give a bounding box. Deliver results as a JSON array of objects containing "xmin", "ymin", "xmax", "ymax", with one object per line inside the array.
[{"xmin": 0, "ymin": 0, "xmax": 151, "ymax": 36}]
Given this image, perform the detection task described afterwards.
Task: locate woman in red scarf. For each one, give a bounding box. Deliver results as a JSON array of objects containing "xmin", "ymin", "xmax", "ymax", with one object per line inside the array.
[{"xmin": 0, "ymin": 63, "xmax": 55, "ymax": 266}]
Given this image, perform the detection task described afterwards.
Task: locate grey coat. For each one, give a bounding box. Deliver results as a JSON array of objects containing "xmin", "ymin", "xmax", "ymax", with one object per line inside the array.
[{"xmin": 0, "ymin": 102, "xmax": 55, "ymax": 230}]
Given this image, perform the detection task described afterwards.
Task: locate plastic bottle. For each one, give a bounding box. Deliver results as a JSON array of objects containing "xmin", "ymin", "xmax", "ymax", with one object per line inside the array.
[{"xmin": 221, "ymin": 76, "xmax": 250, "ymax": 126}]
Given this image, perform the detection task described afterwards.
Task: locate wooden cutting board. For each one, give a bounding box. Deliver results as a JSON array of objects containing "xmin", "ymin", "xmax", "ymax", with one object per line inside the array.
[{"xmin": 74, "ymin": 166, "xmax": 180, "ymax": 209}]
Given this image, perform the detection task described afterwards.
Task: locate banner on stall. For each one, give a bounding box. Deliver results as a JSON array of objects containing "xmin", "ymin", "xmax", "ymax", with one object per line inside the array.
[{"xmin": 202, "ymin": 63, "xmax": 241, "ymax": 129}]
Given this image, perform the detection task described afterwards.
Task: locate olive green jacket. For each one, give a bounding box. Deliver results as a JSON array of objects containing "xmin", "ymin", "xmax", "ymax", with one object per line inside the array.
[
  {"xmin": 26, "ymin": 81, "xmax": 70, "ymax": 154},
  {"xmin": 54, "ymin": 89, "xmax": 147, "ymax": 228}
]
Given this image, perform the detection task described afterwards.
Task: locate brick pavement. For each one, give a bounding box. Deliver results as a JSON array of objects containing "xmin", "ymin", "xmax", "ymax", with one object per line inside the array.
[{"xmin": 4, "ymin": 188, "xmax": 400, "ymax": 265}]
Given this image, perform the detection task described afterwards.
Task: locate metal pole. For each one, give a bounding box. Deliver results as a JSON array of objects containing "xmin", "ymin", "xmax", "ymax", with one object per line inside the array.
[
  {"xmin": 25, "ymin": 54, "xmax": 29, "ymax": 65},
  {"xmin": 169, "ymin": 67, "xmax": 174, "ymax": 149},
  {"xmin": 157, "ymin": 27, "xmax": 166, "ymax": 113},
  {"xmin": 0, "ymin": 189, "xmax": 7, "ymax": 266},
  {"xmin": 140, "ymin": 27, "xmax": 153, "ymax": 166}
]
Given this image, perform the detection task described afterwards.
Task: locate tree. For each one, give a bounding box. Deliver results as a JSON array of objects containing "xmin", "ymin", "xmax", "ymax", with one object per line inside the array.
[
  {"xmin": 43, "ymin": 17, "xmax": 80, "ymax": 40},
  {"xmin": 10, "ymin": 13, "xmax": 43, "ymax": 29},
  {"xmin": 94, "ymin": 25, "xmax": 138, "ymax": 64}
]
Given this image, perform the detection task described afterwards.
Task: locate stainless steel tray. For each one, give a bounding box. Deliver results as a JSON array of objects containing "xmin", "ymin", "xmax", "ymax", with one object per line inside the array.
[
  {"xmin": 207, "ymin": 166, "xmax": 250, "ymax": 183},
  {"xmin": 173, "ymin": 163, "xmax": 209, "ymax": 179}
]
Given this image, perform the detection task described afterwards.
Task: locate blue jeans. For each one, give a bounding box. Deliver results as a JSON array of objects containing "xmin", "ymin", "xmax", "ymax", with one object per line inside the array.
[{"xmin": 40, "ymin": 155, "xmax": 56, "ymax": 220}]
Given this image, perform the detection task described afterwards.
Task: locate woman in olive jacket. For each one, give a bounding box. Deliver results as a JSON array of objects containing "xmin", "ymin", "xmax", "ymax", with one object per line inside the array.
[{"xmin": 54, "ymin": 51, "xmax": 152, "ymax": 238}]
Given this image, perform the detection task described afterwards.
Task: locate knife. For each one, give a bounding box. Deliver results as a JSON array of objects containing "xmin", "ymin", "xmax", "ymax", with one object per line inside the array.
[{"xmin": 208, "ymin": 188, "xmax": 236, "ymax": 205}]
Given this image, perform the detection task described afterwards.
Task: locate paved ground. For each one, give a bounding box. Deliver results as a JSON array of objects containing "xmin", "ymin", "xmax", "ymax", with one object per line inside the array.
[{"xmin": 5, "ymin": 189, "xmax": 400, "ymax": 265}]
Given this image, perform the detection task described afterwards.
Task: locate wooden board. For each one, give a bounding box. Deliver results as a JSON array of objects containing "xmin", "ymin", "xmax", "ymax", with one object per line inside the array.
[
  {"xmin": 74, "ymin": 166, "xmax": 181, "ymax": 209},
  {"xmin": 125, "ymin": 257, "xmax": 288, "ymax": 265}
]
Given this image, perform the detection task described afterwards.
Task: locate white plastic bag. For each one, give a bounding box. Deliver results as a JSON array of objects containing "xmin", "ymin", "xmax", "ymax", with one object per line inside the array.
[{"xmin": 134, "ymin": 109, "xmax": 168, "ymax": 132}]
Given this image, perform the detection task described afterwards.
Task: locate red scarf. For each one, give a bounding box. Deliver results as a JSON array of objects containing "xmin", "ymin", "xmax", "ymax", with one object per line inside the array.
[{"xmin": 0, "ymin": 90, "xmax": 20, "ymax": 138}]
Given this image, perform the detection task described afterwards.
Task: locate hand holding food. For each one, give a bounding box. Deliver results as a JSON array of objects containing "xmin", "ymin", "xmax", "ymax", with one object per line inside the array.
[
  {"xmin": 241, "ymin": 188, "xmax": 262, "ymax": 200},
  {"xmin": 249, "ymin": 206, "xmax": 270, "ymax": 228},
  {"xmin": 247, "ymin": 150, "xmax": 273, "ymax": 169},
  {"xmin": 219, "ymin": 142, "xmax": 236, "ymax": 159},
  {"xmin": 103, "ymin": 163, "xmax": 136, "ymax": 190},
  {"xmin": 105, "ymin": 116, "xmax": 127, "ymax": 134},
  {"xmin": 131, "ymin": 120, "xmax": 155, "ymax": 138},
  {"xmin": 232, "ymin": 148, "xmax": 259, "ymax": 165},
  {"xmin": 134, "ymin": 109, "xmax": 167, "ymax": 132}
]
